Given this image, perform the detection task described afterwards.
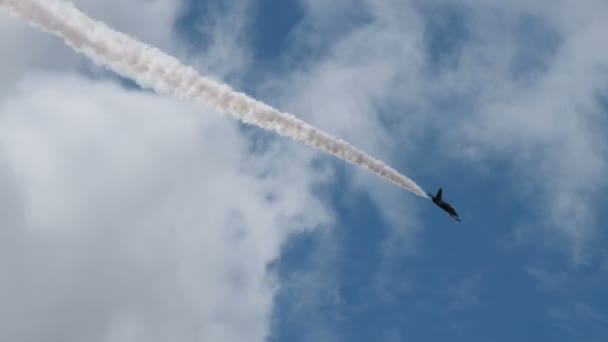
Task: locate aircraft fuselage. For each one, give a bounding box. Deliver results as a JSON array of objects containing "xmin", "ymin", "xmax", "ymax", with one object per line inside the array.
[{"xmin": 428, "ymin": 188, "xmax": 460, "ymax": 222}]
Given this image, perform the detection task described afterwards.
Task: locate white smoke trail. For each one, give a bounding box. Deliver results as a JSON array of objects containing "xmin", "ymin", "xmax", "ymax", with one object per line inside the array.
[{"xmin": 0, "ymin": 0, "xmax": 429, "ymax": 198}]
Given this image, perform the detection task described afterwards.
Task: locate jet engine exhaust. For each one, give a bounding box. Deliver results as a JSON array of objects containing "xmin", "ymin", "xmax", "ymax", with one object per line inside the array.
[{"xmin": 0, "ymin": 0, "xmax": 429, "ymax": 198}]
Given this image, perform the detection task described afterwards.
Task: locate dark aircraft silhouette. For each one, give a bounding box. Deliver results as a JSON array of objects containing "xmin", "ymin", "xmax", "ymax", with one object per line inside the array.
[{"xmin": 428, "ymin": 188, "xmax": 461, "ymax": 222}]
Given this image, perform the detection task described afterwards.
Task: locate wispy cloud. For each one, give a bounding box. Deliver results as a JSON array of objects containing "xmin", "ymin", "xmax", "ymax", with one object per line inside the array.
[
  {"xmin": 270, "ymin": 0, "xmax": 608, "ymax": 261},
  {"xmin": 265, "ymin": 1, "xmax": 608, "ymax": 338},
  {"xmin": 0, "ymin": 1, "xmax": 330, "ymax": 341}
]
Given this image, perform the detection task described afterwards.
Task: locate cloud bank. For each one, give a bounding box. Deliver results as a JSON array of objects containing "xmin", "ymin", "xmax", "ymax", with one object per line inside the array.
[{"xmin": 0, "ymin": 1, "xmax": 330, "ymax": 341}]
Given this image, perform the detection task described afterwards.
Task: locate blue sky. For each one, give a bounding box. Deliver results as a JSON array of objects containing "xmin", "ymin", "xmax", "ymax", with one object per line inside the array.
[
  {"xmin": 171, "ymin": 0, "xmax": 608, "ymax": 341},
  {"xmin": 1, "ymin": 0, "xmax": 607, "ymax": 341}
]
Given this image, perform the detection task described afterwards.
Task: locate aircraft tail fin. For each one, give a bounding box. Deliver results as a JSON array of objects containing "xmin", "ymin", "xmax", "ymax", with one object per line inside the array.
[{"xmin": 435, "ymin": 188, "xmax": 443, "ymax": 200}]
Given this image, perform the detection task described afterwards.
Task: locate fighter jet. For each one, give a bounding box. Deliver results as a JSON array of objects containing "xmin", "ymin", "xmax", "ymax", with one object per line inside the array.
[{"xmin": 428, "ymin": 188, "xmax": 461, "ymax": 222}]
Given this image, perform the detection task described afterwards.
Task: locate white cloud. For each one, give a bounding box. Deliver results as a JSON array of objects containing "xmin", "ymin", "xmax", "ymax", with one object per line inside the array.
[
  {"xmin": 3, "ymin": 0, "xmax": 607, "ymax": 339},
  {"xmin": 452, "ymin": 0, "xmax": 608, "ymax": 262},
  {"xmin": 0, "ymin": 72, "xmax": 330, "ymax": 342},
  {"xmin": 247, "ymin": 3, "xmax": 608, "ymax": 333},
  {"xmin": 178, "ymin": 0, "xmax": 254, "ymax": 81},
  {"xmin": 0, "ymin": 0, "xmax": 181, "ymax": 97},
  {"xmin": 70, "ymin": 0, "xmax": 180, "ymax": 48},
  {"xmin": 260, "ymin": 1, "xmax": 429, "ymax": 265},
  {"xmin": 272, "ymin": 0, "xmax": 608, "ymax": 261},
  {"xmin": 0, "ymin": 2, "xmax": 331, "ymax": 341}
]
